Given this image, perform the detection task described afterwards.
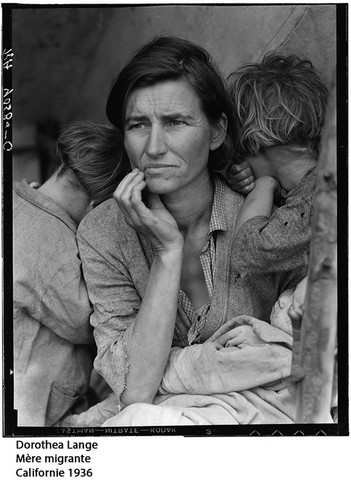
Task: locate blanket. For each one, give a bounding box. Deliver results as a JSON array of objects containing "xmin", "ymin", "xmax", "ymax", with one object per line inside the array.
[
  {"xmin": 101, "ymin": 315, "xmax": 297, "ymax": 426},
  {"xmin": 62, "ymin": 278, "xmax": 333, "ymax": 426},
  {"xmin": 61, "ymin": 314, "xmax": 297, "ymax": 426}
]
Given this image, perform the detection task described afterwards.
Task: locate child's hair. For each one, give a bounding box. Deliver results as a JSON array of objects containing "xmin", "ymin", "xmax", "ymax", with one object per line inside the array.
[
  {"xmin": 227, "ymin": 52, "xmax": 329, "ymax": 159},
  {"xmin": 56, "ymin": 120, "xmax": 130, "ymax": 206}
]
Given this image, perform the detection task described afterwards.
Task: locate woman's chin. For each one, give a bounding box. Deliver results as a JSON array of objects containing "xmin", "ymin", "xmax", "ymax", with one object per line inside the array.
[{"xmin": 145, "ymin": 178, "xmax": 176, "ymax": 195}]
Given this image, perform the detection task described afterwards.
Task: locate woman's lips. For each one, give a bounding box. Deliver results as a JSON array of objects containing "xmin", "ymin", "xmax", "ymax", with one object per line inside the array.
[
  {"xmin": 144, "ymin": 165, "xmax": 175, "ymax": 173},
  {"xmin": 144, "ymin": 164, "xmax": 174, "ymax": 169}
]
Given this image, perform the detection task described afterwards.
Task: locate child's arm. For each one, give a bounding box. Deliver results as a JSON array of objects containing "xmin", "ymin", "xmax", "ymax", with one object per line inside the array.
[
  {"xmin": 234, "ymin": 176, "xmax": 280, "ymax": 236},
  {"xmin": 232, "ymin": 171, "xmax": 315, "ymax": 274}
]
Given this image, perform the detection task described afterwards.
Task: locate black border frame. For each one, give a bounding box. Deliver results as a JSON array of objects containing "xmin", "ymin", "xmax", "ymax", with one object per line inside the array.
[{"xmin": 2, "ymin": 2, "xmax": 349, "ymax": 438}]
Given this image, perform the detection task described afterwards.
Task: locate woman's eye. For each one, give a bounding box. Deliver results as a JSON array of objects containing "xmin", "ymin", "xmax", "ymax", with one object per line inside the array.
[
  {"xmin": 128, "ymin": 123, "xmax": 145, "ymax": 131},
  {"xmin": 168, "ymin": 120, "xmax": 186, "ymax": 127}
]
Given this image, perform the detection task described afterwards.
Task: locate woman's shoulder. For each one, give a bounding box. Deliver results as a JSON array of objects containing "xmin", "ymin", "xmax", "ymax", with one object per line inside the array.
[
  {"xmin": 78, "ymin": 198, "xmax": 131, "ymax": 245},
  {"xmin": 214, "ymin": 175, "xmax": 244, "ymax": 207}
]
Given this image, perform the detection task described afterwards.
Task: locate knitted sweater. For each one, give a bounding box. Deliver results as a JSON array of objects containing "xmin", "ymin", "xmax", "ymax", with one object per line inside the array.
[{"xmin": 77, "ymin": 177, "xmax": 306, "ymax": 400}]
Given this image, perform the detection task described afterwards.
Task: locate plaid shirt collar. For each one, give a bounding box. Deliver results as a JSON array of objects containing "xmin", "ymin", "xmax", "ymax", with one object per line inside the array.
[
  {"xmin": 180, "ymin": 176, "xmax": 228, "ymax": 345},
  {"xmin": 208, "ymin": 176, "xmax": 227, "ymax": 235}
]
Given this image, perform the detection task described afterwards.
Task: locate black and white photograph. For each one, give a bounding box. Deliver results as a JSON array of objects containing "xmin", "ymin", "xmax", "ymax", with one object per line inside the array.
[{"xmin": 2, "ymin": 1, "xmax": 347, "ymax": 453}]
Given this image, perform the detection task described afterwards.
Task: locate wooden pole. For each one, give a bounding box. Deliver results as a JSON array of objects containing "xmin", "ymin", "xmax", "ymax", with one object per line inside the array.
[{"xmin": 295, "ymin": 72, "xmax": 337, "ymax": 423}]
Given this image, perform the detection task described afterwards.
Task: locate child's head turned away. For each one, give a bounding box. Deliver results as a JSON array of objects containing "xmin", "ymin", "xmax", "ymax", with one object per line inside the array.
[
  {"xmin": 56, "ymin": 120, "xmax": 130, "ymax": 206},
  {"xmin": 228, "ymin": 52, "xmax": 329, "ymax": 160}
]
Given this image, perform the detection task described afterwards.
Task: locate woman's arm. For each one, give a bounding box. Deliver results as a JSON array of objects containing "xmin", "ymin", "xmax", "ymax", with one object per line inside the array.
[
  {"xmin": 159, "ymin": 315, "xmax": 293, "ymax": 395},
  {"xmin": 78, "ymin": 211, "xmax": 183, "ymax": 406},
  {"xmin": 122, "ymin": 247, "xmax": 182, "ymax": 405},
  {"xmin": 80, "ymin": 169, "xmax": 184, "ymax": 407},
  {"xmin": 113, "ymin": 170, "xmax": 185, "ymax": 405}
]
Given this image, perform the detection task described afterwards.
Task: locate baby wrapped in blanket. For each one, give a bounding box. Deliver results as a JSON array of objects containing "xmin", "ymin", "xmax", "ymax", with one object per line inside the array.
[{"xmin": 64, "ymin": 277, "xmax": 332, "ymax": 426}]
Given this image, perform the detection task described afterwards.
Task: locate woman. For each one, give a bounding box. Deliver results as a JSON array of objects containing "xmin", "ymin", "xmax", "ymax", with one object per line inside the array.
[{"xmin": 77, "ymin": 37, "xmax": 306, "ymax": 422}]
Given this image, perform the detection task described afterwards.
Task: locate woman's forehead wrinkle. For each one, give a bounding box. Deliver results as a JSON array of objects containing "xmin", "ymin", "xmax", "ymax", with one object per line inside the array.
[{"xmin": 127, "ymin": 82, "xmax": 200, "ymax": 119}]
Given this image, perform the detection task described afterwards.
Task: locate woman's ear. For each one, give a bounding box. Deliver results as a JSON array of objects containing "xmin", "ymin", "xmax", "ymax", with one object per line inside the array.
[{"xmin": 209, "ymin": 113, "xmax": 228, "ymax": 151}]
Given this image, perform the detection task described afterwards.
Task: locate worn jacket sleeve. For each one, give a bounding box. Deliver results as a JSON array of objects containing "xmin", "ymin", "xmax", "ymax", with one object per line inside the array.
[
  {"xmin": 232, "ymin": 187, "xmax": 314, "ymax": 274},
  {"xmin": 77, "ymin": 226, "xmax": 141, "ymax": 404}
]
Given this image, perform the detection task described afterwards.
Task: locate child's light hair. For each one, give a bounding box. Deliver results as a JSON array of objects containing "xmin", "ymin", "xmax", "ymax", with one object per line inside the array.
[
  {"xmin": 56, "ymin": 120, "xmax": 130, "ymax": 206},
  {"xmin": 227, "ymin": 52, "xmax": 328, "ymax": 158}
]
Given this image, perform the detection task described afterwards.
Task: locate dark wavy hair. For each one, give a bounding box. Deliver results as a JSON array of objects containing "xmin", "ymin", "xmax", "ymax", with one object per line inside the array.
[
  {"xmin": 106, "ymin": 35, "xmax": 238, "ymax": 172},
  {"xmin": 57, "ymin": 120, "xmax": 129, "ymax": 206},
  {"xmin": 227, "ymin": 52, "xmax": 328, "ymax": 159}
]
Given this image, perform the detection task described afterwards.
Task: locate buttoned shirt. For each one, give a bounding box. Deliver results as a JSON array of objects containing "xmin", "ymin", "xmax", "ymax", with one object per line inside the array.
[
  {"xmin": 179, "ymin": 178, "xmax": 227, "ymax": 344},
  {"xmin": 78, "ymin": 175, "xmax": 306, "ymax": 401}
]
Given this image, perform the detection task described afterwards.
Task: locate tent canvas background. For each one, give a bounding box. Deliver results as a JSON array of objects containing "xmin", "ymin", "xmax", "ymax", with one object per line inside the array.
[{"xmin": 10, "ymin": 4, "xmax": 337, "ymax": 184}]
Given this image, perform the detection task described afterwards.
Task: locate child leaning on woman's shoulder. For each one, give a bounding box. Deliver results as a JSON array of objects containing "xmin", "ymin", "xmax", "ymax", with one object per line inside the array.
[
  {"xmin": 13, "ymin": 120, "xmax": 128, "ymax": 426},
  {"xmin": 226, "ymin": 52, "xmax": 328, "ymax": 274}
]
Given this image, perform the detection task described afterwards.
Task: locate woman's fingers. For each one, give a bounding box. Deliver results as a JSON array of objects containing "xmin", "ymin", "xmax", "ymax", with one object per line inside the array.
[
  {"xmin": 146, "ymin": 192, "xmax": 165, "ymax": 210},
  {"xmin": 115, "ymin": 170, "xmax": 144, "ymax": 203},
  {"xmin": 114, "ymin": 168, "xmax": 141, "ymax": 194},
  {"xmin": 113, "ymin": 170, "xmax": 183, "ymax": 253},
  {"xmin": 114, "ymin": 170, "xmax": 145, "ymax": 215},
  {"xmin": 114, "ymin": 171, "xmax": 181, "ymax": 245},
  {"xmin": 129, "ymin": 181, "xmax": 155, "ymax": 223},
  {"xmin": 214, "ymin": 326, "xmax": 246, "ymax": 346},
  {"xmin": 113, "ymin": 169, "xmax": 147, "ymax": 218},
  {"xmin": 213, "ymin": 332, "xmax": 236, "ymax": 346},
  {"xmin": 130, "ymin": 178, "xmax": 147, "ymax": 207}
]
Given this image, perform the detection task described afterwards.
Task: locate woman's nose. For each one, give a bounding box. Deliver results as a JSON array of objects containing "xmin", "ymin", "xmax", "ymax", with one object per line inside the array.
[{"xmin": 145, "ymin": 125, "xmax": 167, "ymax": 157}]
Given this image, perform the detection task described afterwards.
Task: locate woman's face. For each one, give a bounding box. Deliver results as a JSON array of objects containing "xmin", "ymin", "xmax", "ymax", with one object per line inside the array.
[{"xmin": 123, "ymin": 78, "xmax": 224, "ymax": 195}]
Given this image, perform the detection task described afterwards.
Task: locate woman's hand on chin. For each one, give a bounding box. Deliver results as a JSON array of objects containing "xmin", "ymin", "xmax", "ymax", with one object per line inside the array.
[{"xmin": 113, "ymin": 169, "xmax": 184, "ymax": 255}]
